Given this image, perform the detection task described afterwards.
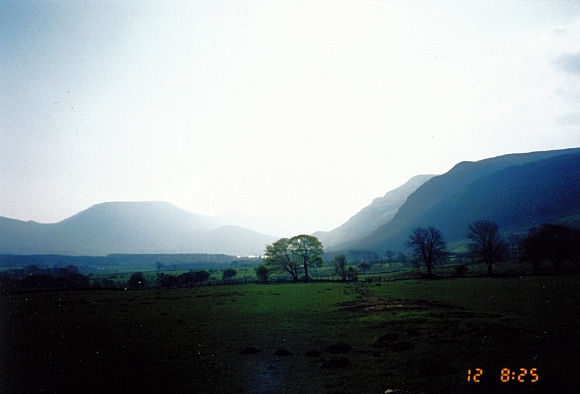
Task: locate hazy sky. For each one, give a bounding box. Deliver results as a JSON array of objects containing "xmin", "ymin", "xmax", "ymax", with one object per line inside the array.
[{"xmin": 2, "ymin": 1, "xmax": 580, "ymax": 236}]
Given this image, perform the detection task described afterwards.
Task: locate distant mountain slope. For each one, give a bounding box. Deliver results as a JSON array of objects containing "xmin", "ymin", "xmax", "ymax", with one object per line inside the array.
[
  {"xmin": 0, "ymin": 201, "xmax": 276, "ymax": 256},
  {"xmin": 313, "ymin": 174, "xmax": 435, "ymax": 249},
  {"xmin": 334, "ymin": 147, "xmax": 580, "ymax": 253},
  {"xmin": 419, "ymin": 151, "xmax": 580, "ymax": 240}
]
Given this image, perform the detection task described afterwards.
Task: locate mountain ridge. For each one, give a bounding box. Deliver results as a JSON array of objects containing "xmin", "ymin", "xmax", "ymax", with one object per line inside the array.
[
  {"xmin": 313, "ymin": 174, "xmax": 435, "ymax": 249},
  {"xmin": 332, "ymin": 147, "xmax": 580, "ymax": 254},
  {"xmin": 4, "ymin": 147, "xmax": 580, "ymax": 257},
  {"xmin": 0, "ymin": 201, "xmax": 276, "ymax": 256}
]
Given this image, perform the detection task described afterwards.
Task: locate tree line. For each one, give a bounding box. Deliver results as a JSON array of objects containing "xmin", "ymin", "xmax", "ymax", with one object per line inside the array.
[
  {"xmin": 3, "ymin": 221, "xmax": 576, "ymax": 291},
  {"xmin": 0, "ymin": 265, "xmax": 220, "ymax": 291},
  {"xmin": 261, "ymin": 221, "xmax": 580, "ymax": 283},
  {"xmin": 407, "ymin": 220, "xmax": 580, "ymax": 277},
  {"xmin": 129, "ymin": 268, "xmax": 244, "ymax": 289},
  {"xmin": 0, "ymin": 265, "xmax": 91, "ymax": 291}
]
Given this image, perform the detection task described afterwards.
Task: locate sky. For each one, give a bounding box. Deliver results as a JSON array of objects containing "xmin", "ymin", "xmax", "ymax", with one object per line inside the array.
[{"xmin": 2, "ymin": 0, "xmax": 580, "ymax": 236}]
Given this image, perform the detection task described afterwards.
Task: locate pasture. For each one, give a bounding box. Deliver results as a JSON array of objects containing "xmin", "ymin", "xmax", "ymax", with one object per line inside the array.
[
  {"xmin": 88, "ymin": 258, "xmax": 571, "ymax": 287},
  {"xmin": 1, "ymin": 275, "xmax": 578, "ymax": 393}
]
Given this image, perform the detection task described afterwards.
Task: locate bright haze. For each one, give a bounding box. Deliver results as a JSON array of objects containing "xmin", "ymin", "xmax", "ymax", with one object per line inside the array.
[{"xmin": 2, "ymin": 1, "xmax": 580, "ymax": 236}]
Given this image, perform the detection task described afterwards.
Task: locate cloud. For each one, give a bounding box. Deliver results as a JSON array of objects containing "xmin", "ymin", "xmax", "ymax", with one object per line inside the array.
[
  {"xmin": 556, "ymin": 110, "xmax": 580, "ymax": 126},
  {"xmin": 552, "ymin": 27, "xmax": 568, "ymax": 35},
  {"xmin": 556, "ymin": 51, "xmax": 580, "ymax": 75}
]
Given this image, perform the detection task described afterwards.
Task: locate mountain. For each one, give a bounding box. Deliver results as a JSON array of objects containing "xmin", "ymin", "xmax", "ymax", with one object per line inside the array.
[
  {"xmin": 332, "ymin": 147, "xmax": 580, "ymax": 253},
  {"xmin": 313, "ymin": 174, "xmax": 435, "ymax": 249},
  {"xmin": 0, "ymin": 201, "xmax": 276, "ymax": 256},
  {"xmin": 212, "ymin": 211, "xmax": 297, "ymax": 238}
]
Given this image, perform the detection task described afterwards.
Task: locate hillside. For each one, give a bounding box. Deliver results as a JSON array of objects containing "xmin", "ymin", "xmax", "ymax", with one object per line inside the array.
[
  {"xmin": 313, "ymin": 174, "xmax": 435, "ymax": 249},
  {"xmin": 332, "ymin": 148, "xmax": 580, "ymax": 253},
  {"xmin": 0, "ymin": 201, "xmax": 276, "ymax": 256}
]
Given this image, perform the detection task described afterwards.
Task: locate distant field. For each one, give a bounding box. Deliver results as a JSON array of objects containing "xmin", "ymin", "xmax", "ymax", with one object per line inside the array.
[
  {"xmin": 87, "ymin": 258, "xmax": 574, "ymax": 288},
  {"xmin": 1, "ymin": 275, "xmax": 578, "ymax": 393}
]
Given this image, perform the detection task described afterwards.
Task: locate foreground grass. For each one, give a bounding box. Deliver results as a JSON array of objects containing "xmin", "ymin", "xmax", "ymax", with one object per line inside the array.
[{"xmin": 1, "ymin": 275, "xmax": 578, "ymax": 393}]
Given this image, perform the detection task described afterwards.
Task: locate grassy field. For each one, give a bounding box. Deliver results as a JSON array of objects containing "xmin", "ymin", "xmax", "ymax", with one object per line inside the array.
[
  {"xmin": 1, "ymin": 275, "xmax": 578, "ymax": 393},
  {"xmin": 89, "ymin": 259, "xmax": 555, "ymax": 287}
]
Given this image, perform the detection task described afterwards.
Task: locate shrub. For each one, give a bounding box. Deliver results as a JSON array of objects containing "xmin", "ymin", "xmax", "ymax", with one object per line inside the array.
[
  {"xmin": 128, "ymin": 272, "xmax": 146, "ymax": 289},
  {"xmin": 222, "ymin": 268, "xmax": 237, "ymax": 282},
  {"xmin": 454, "ymin": 264, "xmax": 468, "ymax": 277},
  {"xmin": 254, "ymin": 264, "xmax": 269, "ymax": 282},
  {"xmin": 346, "ymin": 267, "xmax": 358, "ymax": 282}
]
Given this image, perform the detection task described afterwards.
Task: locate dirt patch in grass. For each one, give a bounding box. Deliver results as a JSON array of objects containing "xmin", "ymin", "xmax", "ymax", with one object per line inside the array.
[
  {"xmin": 210, "ymin": 292, "xmax": 245, "ymax": 298},
  {"xmin": 336, "ymin": 298, "xmax": 456, "ymax": 313},
  {"xmin": 390, "ymin": 341, "xmax": 414, "ymax": 351},
  {"xmin": 321, "ymin": 357, "xmax": 352, "ymax": 369},
  {"xmin": 429, "ymin": 310, "xmax": 499, "ymax": 319},
  {"xmin": 325, "ymin": 343, "xmax": 352, "ymax": 354},
  {"xmin": 374, "ymin": 333, "xmax": 415, "ymax": 351},
  {"xmin": 305, "ymin": 349, "xmax": 322, "ymax": 357},
  {"xmin": 274, "ymin": 349, "xmax": 293, "ymax": 356},
  {"xmin": 241, "ymin": 346, "xmax": 261, "ymax": 354},
  {"xmin": 406, "ymin": 328, "xmax": 420, "ymax": 337},
  {"xmin": 377, "ymin": 333, "xmax": 399, "ymax": 343}
]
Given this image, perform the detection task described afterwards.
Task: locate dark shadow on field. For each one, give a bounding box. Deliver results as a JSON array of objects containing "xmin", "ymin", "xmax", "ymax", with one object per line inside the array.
[
  {"xmin": 334, "ymin": 294, "xmax": 579, "ymax": 394},
  {"xmin": 1, "ymin": 277, "xmax": 578, "ymax": 394},
  {"xmin": 0, "ymin": 291, "xmax": 238, "ymax": 394}
]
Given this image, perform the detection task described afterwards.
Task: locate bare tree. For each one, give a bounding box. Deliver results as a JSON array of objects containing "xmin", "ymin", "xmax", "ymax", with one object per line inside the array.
[
  {"xmin": 385, "ymin": 250, "xmax": 395, "ymax": 263},
  {"xmin": 333, "ymin": 254, "xmax": 348, "ymax": 281},
  {"xmin": 357, "ymin": 262, "xmax": 371, "ymax": 273},
  {"xmin": 407, "ymin": 227, "xmax": 449, "ymax": 277},
  {"xmin": 345, "ymin": 266, "xmax": 358, "ymax": 282},
  {"xmin": 468, "ymin": 220, "xmax": 507, "ymax": 275},
  {"xmin": 519, "ymin": 223, "xmax": 580, "ymax": 273},
  {"xmin": 398, "ymin": 252, "xmax": 408, "ymax": 264}
]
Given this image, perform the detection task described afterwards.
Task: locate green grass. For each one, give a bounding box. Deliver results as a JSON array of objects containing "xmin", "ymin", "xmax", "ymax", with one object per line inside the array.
[
  {"xmin": 89, "ymin": 258, "xmax": 554, "ymax": 288},
  {"xmin": 1, "ymin": 275, "xmax": 578, "ymax": 393}
]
